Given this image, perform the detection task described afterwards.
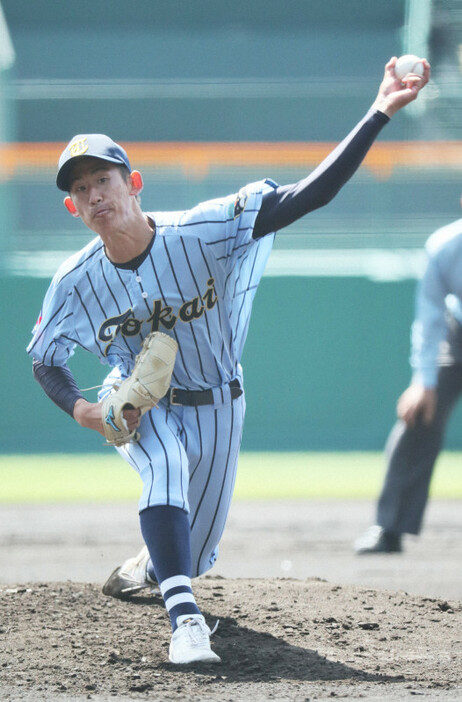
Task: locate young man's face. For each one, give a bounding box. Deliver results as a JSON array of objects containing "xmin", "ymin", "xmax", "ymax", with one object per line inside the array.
[{"xmin": 68, "ymin": 157, "xmax": 133, "ymax": 233}]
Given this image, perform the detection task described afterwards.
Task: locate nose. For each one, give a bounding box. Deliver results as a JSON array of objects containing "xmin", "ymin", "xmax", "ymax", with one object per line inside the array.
[{"xmin": 89, "ymin": 185, "xmax": 103, "ymax": 205}]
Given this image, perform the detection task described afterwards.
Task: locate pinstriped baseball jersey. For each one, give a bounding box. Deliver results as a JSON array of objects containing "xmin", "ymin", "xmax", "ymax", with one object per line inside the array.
[{"xmin": 27, "ymin": 179, "xmax": 276, "ymax": 390}]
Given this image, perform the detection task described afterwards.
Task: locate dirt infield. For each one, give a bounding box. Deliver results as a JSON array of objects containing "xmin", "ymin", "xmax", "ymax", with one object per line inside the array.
[{"xmin": 1, "ymin": 499, "xmax": 461, "ymax": 701}]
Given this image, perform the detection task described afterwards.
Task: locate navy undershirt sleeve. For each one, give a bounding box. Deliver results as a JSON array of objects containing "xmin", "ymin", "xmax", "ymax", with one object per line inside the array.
[
  {"xmin": 32, "ymin": 360, "xmax": 84, "ymax": 417},
  {"xmin": 253, "ymin": 109, "xmax": 389, "ymax": 239}
]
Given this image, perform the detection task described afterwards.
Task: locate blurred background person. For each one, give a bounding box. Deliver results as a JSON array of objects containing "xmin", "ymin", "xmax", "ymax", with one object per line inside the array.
[{"xmin": 355, "ymin": 204, "xmax": 462, "ymax": 554}]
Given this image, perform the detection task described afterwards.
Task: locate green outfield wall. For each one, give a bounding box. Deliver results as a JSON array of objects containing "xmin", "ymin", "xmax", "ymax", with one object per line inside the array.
[{"xmin": 5, "ymin": 273, "xmax": 462, "ymax": 454}]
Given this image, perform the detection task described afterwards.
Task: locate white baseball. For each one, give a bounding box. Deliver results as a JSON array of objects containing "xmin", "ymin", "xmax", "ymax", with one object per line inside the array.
[{"xmin": 394, "ymin": 54, "xmax": 424, "ymax": 80}]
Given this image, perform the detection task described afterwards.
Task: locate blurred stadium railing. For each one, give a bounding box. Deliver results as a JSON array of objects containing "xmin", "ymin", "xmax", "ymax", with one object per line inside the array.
[
  {"xmin": 2, "ymin": 138, "xmax": 462, "ymax": 281},
  {"xmin": 1, "ymin": 0, "xmax": 462, "ymax": 282}
]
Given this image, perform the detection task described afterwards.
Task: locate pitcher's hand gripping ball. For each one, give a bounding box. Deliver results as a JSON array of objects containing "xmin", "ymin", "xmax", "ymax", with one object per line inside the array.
[
  {"xmin": 101, "ymin": 332, "xmax": 178, "ymax": 446},
  {"xmin": 394, "ymin": 54, "xmax": 425, "ymax": 81}
]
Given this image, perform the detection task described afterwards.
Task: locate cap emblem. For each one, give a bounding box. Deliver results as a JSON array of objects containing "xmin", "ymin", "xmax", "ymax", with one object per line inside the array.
[{"xmin": 69, "ymin": 137, "xmax": 89, "ymax": 157}]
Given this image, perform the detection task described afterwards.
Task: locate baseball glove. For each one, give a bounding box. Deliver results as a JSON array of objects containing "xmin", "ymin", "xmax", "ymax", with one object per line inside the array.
[{"xmin": 101, "ymin": 332, "xmax": 178, "ymax": 446}]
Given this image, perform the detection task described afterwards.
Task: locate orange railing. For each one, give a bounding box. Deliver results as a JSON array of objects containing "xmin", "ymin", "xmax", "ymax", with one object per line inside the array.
[{"xmin": 1, "ymin": 141, "xmax": 462, "ymax": 180}]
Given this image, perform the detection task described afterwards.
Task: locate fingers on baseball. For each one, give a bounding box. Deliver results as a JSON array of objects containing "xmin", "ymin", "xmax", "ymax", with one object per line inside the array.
[
  {"xmin": 386, "ymin": 56, "xmax": 429, "ymax": 90},
  {"xmin": 386, "ymin": 56, "xmax": 398, "ymax": 71},
  {"xmin": 399, "ymin": 61, "xmax": 430, "ymax": 89},
  {"xmin": 401, "ymin": 73, "xmax": 425, "ymax": 89}
]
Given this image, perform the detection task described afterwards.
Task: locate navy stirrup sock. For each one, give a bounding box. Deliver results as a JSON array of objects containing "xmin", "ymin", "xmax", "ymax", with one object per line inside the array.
[{"xmin": 139, "ymin": 505, "xmax": 200, "ymax": 630}]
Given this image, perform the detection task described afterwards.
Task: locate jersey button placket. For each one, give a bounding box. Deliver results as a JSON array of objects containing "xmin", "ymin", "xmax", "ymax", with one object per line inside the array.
[{"xmin": 134, "ymin": 271, "xmax": 149, "ymax": 303}]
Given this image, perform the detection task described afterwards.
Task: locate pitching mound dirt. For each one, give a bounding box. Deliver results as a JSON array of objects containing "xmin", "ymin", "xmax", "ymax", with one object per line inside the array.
[{"xmin": 1, "ymin": 576, "xmax": 461, "ymax": 701}]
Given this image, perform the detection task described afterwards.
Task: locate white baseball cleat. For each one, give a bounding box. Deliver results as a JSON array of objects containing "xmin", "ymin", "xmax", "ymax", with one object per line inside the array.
[
  {"xmin": 169, "ymin": 615, "xmax": 221, "ymax": 665},
  {"xmin": 102, "ymin": 546, "xmax": 157, "ymax": 599}
]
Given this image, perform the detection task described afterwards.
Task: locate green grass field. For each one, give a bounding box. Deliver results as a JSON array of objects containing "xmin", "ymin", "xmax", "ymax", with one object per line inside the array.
[{"xmin": 1, "ymin": 452, "xmax": 461, "ymax": 502}]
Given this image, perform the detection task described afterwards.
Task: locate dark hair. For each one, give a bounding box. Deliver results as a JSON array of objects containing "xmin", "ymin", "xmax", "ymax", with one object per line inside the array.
[{"xmin": 117, "ymin": 164, "xmax": 131, "ymax": 181}]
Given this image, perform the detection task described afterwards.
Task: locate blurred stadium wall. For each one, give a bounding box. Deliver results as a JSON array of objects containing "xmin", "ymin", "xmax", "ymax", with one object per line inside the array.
[
  {"xmin": 2, "ymin": 0, "xmax": 462, "ymax": 453},
  {"xmin": 0, "ymin": 0, "xmax": 15, "ymax": 272}
]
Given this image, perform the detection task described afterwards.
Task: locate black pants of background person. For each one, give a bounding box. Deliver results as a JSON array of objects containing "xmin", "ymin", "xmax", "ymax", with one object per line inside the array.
[{"xmin": 377, "ymin": 315, "xmax": 462, "ymax": 537}]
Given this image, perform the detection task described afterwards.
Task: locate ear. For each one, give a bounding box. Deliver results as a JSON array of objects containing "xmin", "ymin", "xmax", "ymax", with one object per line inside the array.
[
  {"xmin": 130, "ymin": 170, "xmax": 143, "ymax": 195},
  {"xmin": 64, "ymin": 196, "xmax": 80, "ymax": 218}
]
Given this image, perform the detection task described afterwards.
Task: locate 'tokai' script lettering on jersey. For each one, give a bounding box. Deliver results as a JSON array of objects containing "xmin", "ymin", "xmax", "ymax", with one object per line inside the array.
[{"xmin": 98, "ymin": 277, "xmax": 218, "ymax": 355}]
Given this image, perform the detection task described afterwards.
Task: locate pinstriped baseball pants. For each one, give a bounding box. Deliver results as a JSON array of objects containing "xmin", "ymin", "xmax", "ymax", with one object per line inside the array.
[{"xmin": 116, "ymin": 391, "xmax": 246, "ymax": 577}]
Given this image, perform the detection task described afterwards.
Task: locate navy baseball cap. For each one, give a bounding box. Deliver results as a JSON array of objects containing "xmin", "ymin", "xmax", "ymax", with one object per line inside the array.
[{"xmin": 56, "ymin": 134, "xmax": 131, "ymax": 191}]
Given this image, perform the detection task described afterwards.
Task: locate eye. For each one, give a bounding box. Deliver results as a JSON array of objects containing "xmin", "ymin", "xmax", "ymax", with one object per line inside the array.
[{"xmin": 98, "ymin": 176, "xmax": 109, "ymax": 184}]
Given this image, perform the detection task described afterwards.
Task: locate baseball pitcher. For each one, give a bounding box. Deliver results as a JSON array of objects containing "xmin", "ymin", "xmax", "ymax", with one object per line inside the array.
[{"xmin": 27, "ymin": 57, "xmax": 429, "ymax": 664}]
